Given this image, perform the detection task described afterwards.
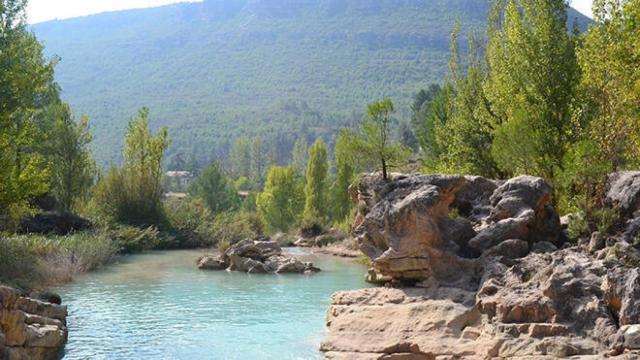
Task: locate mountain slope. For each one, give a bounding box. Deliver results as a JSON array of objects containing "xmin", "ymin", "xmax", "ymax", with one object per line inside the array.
[{"xmin": 33, "ymin": 0, "xmax": 591, "ymax": 166}]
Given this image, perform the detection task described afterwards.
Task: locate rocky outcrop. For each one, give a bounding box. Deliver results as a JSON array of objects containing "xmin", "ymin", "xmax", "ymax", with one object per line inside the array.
[
  {"xmin": 322, "ymin": 172, "xmax": 640, "ymax": 359},
  {"xmin": 0, "ymin": 286, "xmax": 68, "ymax": 360},
  {"xmin": 197, "ymin": 239, "xmax": 320, "ymax": 274},
  {"xmin": 351, "ymin": 173, "xmax": 561, "ymax": 285}
]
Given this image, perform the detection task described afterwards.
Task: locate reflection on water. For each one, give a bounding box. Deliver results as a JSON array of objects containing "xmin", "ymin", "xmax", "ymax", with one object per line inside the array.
[{"xmin": 56, "ymin": 249, "xmax": 369, "ymax": 360}]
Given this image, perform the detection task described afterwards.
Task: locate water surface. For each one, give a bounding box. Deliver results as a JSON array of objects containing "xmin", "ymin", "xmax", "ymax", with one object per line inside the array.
[{"xmin": 57, "ymin": 249, "xmax": 369, "ymax": 360}]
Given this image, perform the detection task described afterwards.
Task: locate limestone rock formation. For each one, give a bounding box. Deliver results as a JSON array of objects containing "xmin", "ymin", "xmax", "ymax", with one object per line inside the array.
[
  {"xmin": 351, "ymin": 173, "xmax": 561, "ymax": 285},
  {"xmin": 0, "ymin": 286, "xmax": 68, "ymax": 360},
  {"xmin": 322, "ymin": 172, "xmax": 640, "ymax": 359},
  {"xmin": 197, "ymin": 239, "xmax": 320, "ymax": 274}
]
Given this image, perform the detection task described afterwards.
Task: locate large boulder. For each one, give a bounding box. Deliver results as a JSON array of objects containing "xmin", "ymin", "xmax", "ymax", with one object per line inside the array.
[
  {"xmin": 197, "ymin": 239, "xmax": 320, "ymax": 274},
  {"xmin": 351, "ymin": 173, "xmax": 561, "ymax": 285},
  {"xmin": 0, "ymin": 286, "xmax": 68, "ymax": 360},
  {"xmin": 606, "ymin": 171, "xmax": 640, "ymax": 243}
]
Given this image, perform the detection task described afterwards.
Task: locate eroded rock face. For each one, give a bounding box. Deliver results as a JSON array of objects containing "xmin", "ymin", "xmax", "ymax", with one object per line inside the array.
[
  {"xmin": 197, "ymin": 239, "xmax": 320, "ymax": 274},
  {"xmin": 351, "ymin": 173, "xmax": 561, "ymax": 286},
  {"xmin": 606, "ymin": 171, "xmax": 640, "ymax": 243},
  {"xmin": 322, "ymin": 172, "xmax": 640, "ymax": 359},
  {"xmin": 0, "ymin": 286, "xmax": 68, "ymax": 360}
]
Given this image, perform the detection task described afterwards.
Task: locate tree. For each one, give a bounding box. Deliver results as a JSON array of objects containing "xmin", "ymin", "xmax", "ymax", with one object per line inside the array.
[
  {"xmin": 256, "ymin": 166, "xmax": 303, "ymax": 232},
  {"xmin": 0, "ymin": 0, "xmax": 59, "ymax": 224},
  {"xmin": 250, "ymin": 136, "xmax": 268, "ymax": 185},
  {"xmin": 188, "ymin": 161, "xmax": 239, "ymax": 214},
  {"xmin": 577, "ymin": 0, "xmax": 640, "ymax": 170},
  {"xmin": 435, "ymin": 27, "xmax": 502, "ymax": 177},
  {"xmin": 93, "ymin": 108, "xmax": 170, "ymax": 225},
  {"xmin": 331, "ymin": 130, "xmax": 355, "ymax": 222},
  {"xmin": 291, "ymin": 137, "xmax": 308, "ymax": 176},
  {"xmin": 230, "ymin": 136, "xmax": 251, "ymax": 179},
  {"xmin": 347, "ymin": 99, "xmax": 410, "ymax": 180},
  {"xmin": 303, "ymin": 138, "xmax": 329, "ymax": 221},
  {"xmin": 46, "ymin": 103, "xmax": 96, "ymax": 213},
  {"xmin": 486, "ymin": 0, "xmax": 581, "ymax": 180},
  {"xmin": 411, "ymin": 83, "xmax": 452, "ymax": 169}
]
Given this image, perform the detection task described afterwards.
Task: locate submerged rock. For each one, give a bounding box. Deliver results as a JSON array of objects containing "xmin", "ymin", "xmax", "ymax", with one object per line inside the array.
[
  {"xmin": 0, "ymin": 286, "xmax": 68, "ymax": 360},
  {"xmin": 322, "ymin": 172, "xmax": 640, "ymax": 359},
  {"xmin": 197, "ymin": 239, "xmax": 320, "ymax": 274}
]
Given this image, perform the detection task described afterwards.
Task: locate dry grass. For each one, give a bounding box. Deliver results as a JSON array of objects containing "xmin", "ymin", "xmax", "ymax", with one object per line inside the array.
[{"xmin": 0, "ymin": 231, "xmax": 117, "ymax": 289}]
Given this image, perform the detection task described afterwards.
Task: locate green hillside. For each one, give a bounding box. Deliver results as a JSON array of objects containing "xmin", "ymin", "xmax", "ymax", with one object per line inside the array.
[{"xmin": 33, "ymin": 0, "xmax": 591, "ymax": 166}]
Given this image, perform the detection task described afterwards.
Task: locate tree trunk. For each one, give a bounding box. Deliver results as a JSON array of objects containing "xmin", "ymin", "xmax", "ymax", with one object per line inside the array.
[{"xmin": 381, "ymin": 158, "xmax": 388, "ymax": 181}]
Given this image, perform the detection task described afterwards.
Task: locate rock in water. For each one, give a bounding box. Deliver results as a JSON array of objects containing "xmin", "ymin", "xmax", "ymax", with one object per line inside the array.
[
  {"xmin": 0, "ymin": 286, "xmax": 68, "ymax": 360},
  {"xmin": 197, "ymin": 239, "xmax": 320, "ymax": 274},
  {"xmin": 322, "ymin": 172, "xmax": 640, "ymax": 359}
]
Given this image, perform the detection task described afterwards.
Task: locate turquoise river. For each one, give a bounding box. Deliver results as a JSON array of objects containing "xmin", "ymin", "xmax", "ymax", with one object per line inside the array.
[{"xmin": 56, "ymin": 248, "xmax": 369, "ymax": 360}]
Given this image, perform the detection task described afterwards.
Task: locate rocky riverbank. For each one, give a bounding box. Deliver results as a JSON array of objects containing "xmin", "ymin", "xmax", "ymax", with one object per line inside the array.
[
  {"xmin": 321, "ymin": 172, "xmax": 640, "ymax": 359},
  {"xmin": 0, "ymin": 286, "xmax": 68, "ymax": 360}
]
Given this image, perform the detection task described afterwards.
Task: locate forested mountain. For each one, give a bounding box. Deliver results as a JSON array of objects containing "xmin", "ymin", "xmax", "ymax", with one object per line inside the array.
[{"xmin": 33, "ymin": 0, "xmax": 591, "ymax": 167}]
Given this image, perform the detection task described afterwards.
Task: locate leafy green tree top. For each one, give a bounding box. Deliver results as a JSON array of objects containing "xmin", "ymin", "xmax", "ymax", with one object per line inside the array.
[
  {"xmin": 291, "ymin": 137, "xmax": 308, "ymax": 176},
  {"xmin": 578, "ymin": 0, "xmax": 640, "ymax": 170},
  {"xmin": 331, "ymin": 129, "xmax": 355, "ymax": 222},
  {"xmin": 0, "ymin": 0, "xmax": 60, "ymax": 224},
  {"xmin": 303, "ymin": 138, "xmax": 329, "ymax": 222},
  {"xmin": 486, "ymin": 0, "xmax": 580, "ymax": 179},
  {"xmin": 45, "ymin": 103, "xmax": 96, "ymax": 213},
  {"xmin": 347, "ymin": 99, "xmax": 410, "ymax": 180},
  {"xmin": 256, "ymin": 166, "xmax": 303, "ymax": 232},
  {"xmin": 188, "ymin": 161, "xmax": 239, "ymax": 214}
]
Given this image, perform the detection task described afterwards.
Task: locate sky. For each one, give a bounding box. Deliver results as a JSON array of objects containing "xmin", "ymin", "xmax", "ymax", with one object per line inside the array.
[
  {"xmin": 28, "ymin": 0, "xmax": 594, "ymax": 24},
  {"xmin": 28, "ymin": 0, "xmax": 202, "ymax": 23}
]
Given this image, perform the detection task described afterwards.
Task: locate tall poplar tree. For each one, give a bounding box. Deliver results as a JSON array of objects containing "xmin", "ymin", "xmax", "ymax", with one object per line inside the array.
[
  {"xmin": 256, "ymin": 166, "xmax": 303, "ymax": 232},
  {"xmin": 303, "ymin": 138, "xmax": 329, "ymax": 221},
  {"xmin": 331, "ymin": 130, "xmax": 355, "ymax": 222},
  {"xmin": 486, "ymin": 0, "xmax": 580, "ymax": 179}
]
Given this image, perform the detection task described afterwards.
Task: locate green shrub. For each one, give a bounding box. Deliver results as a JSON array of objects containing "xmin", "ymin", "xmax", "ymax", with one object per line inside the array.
[
  {"xmin": 566, "ymin": 212, "xmax": 589, "ymax": 241},
  {"xmin": 92, "ymin": 108, "xmax": 169, "ymax": 227},
  {"xmin": 110, "ymin": 225, "xmax": 161, "ymax": 253},
  {"xmin": 333, "ymin": 215, "xmax": 353, "ymax": 236},
  {"xmin": 164, "ymin": 198, "xmax": 216, "ymax": 248},
  {"xmin": 212, "ymin": 212, "xmax": 263, "ymax": 246}
]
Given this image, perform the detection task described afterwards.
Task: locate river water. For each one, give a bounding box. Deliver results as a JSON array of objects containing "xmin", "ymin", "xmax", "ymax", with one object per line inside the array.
[{"xmin": 56, "ymin": 249, "xmax": 369, "ymax": 360}]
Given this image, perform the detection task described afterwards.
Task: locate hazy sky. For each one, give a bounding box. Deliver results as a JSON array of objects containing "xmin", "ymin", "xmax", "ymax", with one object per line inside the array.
[{"xmin": 28, "ymin": 0, "xmax": 594, "ymax": 24}]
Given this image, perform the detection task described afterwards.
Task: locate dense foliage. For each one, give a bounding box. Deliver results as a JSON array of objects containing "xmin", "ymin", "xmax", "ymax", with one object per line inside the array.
[
  {"xmin": 93, "ymin": 108, "xmax": 170, "ymax": 226},
  {"xmin": 303, "ymin": 139, "xmax": 329, "ymax": 222},
  {"xmin": 32, "ymin": 0, "xmax": 590, "ymax": 166},
  {"xmin": 256, "ymin": 166, "xmax": 304, "ymax": 232},
  {"xmin": 0, "ymin": 0, "xmax": 59, "ymax": 225},
  {"xmin": 412, "ymin": 0, "xmax": 640, "ymax": 236},
  {"xmin": 188, "ymin": 162, "xmax": 240, "ymax": 214}
]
